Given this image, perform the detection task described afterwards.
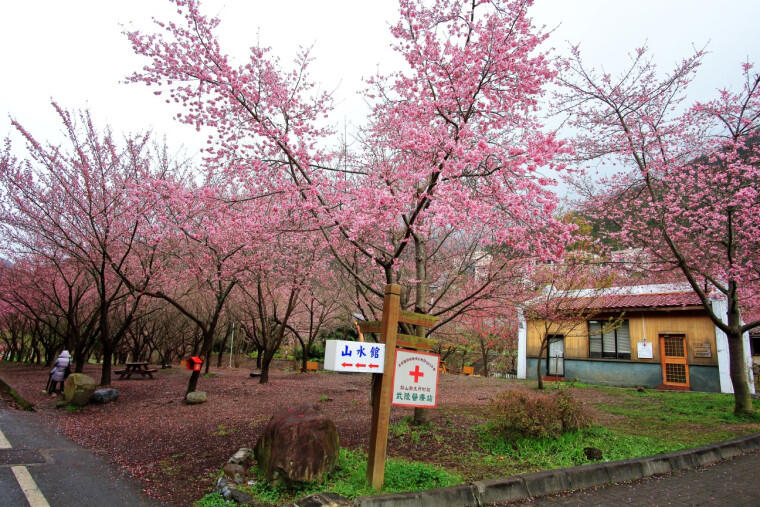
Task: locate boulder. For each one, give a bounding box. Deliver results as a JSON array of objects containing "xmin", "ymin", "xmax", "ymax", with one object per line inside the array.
[
  {"xmin": 254, "ymin": 404, "xmax": 339, "ymax": 486},
  {"xmin": 90, "ymin": 388, "xmax": 119, "ymax": 404},
  {"xmin": 214, "ymin": 477, "xmax": 253, "ymax": 505},
  {"xmin": 63, "ymin": 374, "xmax": 96, "ymax": 406},
  {"xmin": 228, "ymin": 447, "xmax": 254, "ymax": 467},
  {"xmin": 222, "ymin": 463, "xmax": 246, "ymax": 484},
  {"xmin": 185, "ymin": 391, "xmax": 207, "ymax": 404}
]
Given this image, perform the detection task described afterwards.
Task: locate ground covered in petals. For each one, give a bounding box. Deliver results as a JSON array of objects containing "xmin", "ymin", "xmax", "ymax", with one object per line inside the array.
[{"xmin": 2, "ymin": 361, "xmax": 758, "ymax": 505}]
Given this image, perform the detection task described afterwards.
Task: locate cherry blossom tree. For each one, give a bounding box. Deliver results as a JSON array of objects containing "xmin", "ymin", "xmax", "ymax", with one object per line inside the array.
[
  {"xmin": 559, "ymin": 48, "xmax": 760, "ymax": 412},
  {"xmin": 126, "ymin": 0, "xmax": 572, "ymax": 309},
  {"xmin": 0, "ymin": 105, "xmax": 179, "ymax": 384},
  {"xmin": 522, "ymin": 255, "xmax": 617, "ymax": 389},
  {"xmin": 127, "ymin": 0, "xmax": 577, "ymax": 423}
]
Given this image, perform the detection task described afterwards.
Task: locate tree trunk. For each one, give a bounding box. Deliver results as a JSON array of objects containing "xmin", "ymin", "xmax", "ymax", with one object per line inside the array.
[
  {"xmin": 186, "ymin": 369, "xmax": 200, "ymax": 395},
  {"xmin": 260, "ymin": 345, "xmax": 278, "ymax": 384},
  {"xmin": 536, "ymin": 342, "xmax": 545, "ymax": 390},
  {"xmin": 480, "ymin": 341, "xmax": 489, "ymax": 378},
  {"xmin": 217, "ymin": 327, "xmax": 229, "ymax": 368},
  {"xmin": 100, "ymin": 340, "xmax": 114, "ymax": 386},
  {"xmin": 412, "ymin": 234, "xmax": 429, "ymax": 426},
  {"xmin": 727, "ymin": 301, "xmax": 753, "ymax": 413},
  {"xmin": 298, "ymin": 337, "xmax": 308, "ymax": 373}
]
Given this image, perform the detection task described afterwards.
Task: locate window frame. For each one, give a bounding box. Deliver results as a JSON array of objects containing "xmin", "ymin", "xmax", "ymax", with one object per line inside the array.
[{"xmin": 588, "ymin": 319, "xmax": 631, "ymax": 360}]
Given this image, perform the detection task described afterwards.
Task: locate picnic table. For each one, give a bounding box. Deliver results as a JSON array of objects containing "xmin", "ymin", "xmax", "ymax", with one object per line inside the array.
[{"xmin": 114, "ymin": 362, "xmax": 158, "ymax": 380}]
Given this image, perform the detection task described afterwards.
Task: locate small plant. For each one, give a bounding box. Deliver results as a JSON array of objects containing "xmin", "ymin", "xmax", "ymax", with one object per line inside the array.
[
  {"xmin": 488, "ymin": 389, "xmax": 591, "ymax": 439},
  {"xmin": 319, "ymin": 394, "xmax": 329, "ymax": 403},
  {"xmin": 234, "ymin": 448, "xmax": 460, "ymax": 505},
  {"xmin": 194, "ymin": 492, "xmax": 235, "ymax": 506},
  {"xmin": 212, "ymin": 424, "xmax": 237, "ymax": 436}
]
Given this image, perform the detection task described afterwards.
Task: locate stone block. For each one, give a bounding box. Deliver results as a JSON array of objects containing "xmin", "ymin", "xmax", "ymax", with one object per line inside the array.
[
  {"xmin": 354, "ymin": 485, "xmax": 477, "ymax": 507},
  {"xmin": 717, "ymin": 443, "xmax": 743, "ymax": 460},
  {"xmin": 521, "ymin": 469, "xmax": 570, "ymax": 497},
  {"xmin": 639, "ymin": 456, "xmax": 672, "ymax": 477},
  {"xmin": 90, "ymin": 388, "xmax": 119, "ymax": 404},
  {"xmin": 690, "ymin": 444, "xmax": 722, "ymax": 466},
  {"xmin": 665, "ymin": 449, "xmax": 699, "ymax": 471},
  {"xmin": 295, "ymin": 492, "xmax": 352, "ymax": 506},
  {"xmin": 254, "ymin": 404, "xmax": 339, "ymax": 485},
  {"xmin": 473, "ymin": 476, "xmax": 529, "ymax": 504},
  {"xmin": 63, "ymin": 373, "xmax": 96, "ymax": 406},
  {"xmin": 605, "ymin": 459, "xmax": 643, "ymax": 483},
  {"xmin": 185, "ymin": 391, "xmax": 207, "ymax": 404},
  {"xmin": 566, "ymin": 463, "xmax": 611, "ymax": 490},
  {"xmin": 228, "ymin": 447, "xmax": 253, "ymax": 467}
]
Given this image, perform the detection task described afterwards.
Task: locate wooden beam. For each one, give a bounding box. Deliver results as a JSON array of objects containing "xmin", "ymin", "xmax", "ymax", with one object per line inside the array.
[
  {"xmin": 357, "ymin": 321, "xmax": 381, "ymax": 334},
  {"xmin": 395, "ymin": 333, "xmax": 436, "ymax": 351},
  {"xmin": 398, "ymin": 310, "xmax": 439, "ymax": 328},
  {"xmin": 367, "ymin": 284, "xmax": 400, "ymax": 490}
]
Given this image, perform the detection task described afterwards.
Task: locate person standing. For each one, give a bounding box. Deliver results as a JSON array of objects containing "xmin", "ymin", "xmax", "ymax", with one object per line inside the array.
[{"xmin": 48, "ymin": 350, "xmax": 71, "ymax": 394}]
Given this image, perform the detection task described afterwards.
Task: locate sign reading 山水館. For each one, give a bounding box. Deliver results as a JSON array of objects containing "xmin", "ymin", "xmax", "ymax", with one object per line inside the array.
[
  {"xmin": 391, "ymin": 348, "xmax": 439, "ymax": 407},
  {"xmin": 323, "ymin": 340, "xmax": 385, "ymax": 373}
]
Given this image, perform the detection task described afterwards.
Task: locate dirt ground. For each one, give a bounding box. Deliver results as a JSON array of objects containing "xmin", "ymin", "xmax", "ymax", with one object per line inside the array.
[{"xmin": 0, "ymin": 361, "xmax": 616, "ymax": 505}]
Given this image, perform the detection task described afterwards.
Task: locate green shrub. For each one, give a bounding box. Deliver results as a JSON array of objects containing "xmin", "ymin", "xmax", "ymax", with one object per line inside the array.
[
  {"xmin": 488, "ymin": 389, "xmax": 591, "ymax": 439},
  {"xmin": 294, "ymin": 343, "xmax": 325, "ymax": 361}
]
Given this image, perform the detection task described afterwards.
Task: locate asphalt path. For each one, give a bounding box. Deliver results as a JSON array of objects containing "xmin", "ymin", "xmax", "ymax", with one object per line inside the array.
[
  {"xmin": 0, "ymin": 399, "xmax": 159, "ymax": 507},
  {"xmin": 510, "ymin": 449, "xmax": 760, "ymax": 506}
]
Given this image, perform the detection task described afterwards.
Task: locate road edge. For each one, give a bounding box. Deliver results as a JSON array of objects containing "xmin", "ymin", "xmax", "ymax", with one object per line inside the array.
[{"xmin": 353, "ymin": 432, "xmax": 760, "ymax": 506}]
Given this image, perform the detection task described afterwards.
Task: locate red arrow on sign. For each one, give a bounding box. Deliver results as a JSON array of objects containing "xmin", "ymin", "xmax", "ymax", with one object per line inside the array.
[
  {"xmin": 342, "ymin": 363, "xmax": 353, "ymax": 367},
  {"xmin": 356, "ymin": 363, "xmax": 367, "ymax": 368},
  {"xmin": 369, "ymin": 364, "xmax": 379, "ymax": 368}
]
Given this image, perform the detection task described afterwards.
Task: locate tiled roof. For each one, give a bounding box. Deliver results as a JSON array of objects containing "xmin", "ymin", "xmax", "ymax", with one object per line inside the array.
[{"xmin": 558, "ymin": 291, "xmax": 702, "ymax": 311}]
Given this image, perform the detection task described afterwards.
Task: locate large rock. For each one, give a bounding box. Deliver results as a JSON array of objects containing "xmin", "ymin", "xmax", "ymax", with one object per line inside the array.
[
  {"xmin": 185, "ymin": 391, "xmax": 207, "ymax": 404},
  {"xmin": 63, "ymin": 373, "xmax": 96, "ymax": 406},
  {"xmin": 90, "ymin": 388, "xmax": 119, "ymax": 404},
  {"xmin": 254, "ymin": 404, "xmax": 339, "ymax": 486}
]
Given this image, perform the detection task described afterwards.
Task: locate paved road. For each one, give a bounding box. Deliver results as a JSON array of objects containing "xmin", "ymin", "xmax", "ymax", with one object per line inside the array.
[
  {"xmin": 0, "ymin": 399, "xmax": 159, "ymax": 507},
  {"xmin": 512, "ymin": 449, "xmax": 760, "ymax": 506}
]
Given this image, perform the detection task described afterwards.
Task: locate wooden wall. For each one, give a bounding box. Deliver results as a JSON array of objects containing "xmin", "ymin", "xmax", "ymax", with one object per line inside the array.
[{"xmin": 526, "ymin": 310, "xmax": 718, "ymax": 365}]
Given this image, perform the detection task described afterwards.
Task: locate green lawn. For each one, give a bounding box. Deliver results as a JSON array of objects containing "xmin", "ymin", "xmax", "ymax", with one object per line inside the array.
[{"xmin": 198, "ymin": 385, "xmax": 760, "ymax": 506}]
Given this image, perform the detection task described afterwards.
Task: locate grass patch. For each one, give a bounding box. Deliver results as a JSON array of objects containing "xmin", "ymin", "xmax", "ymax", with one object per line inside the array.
[
  {"xmin": 194, "ymin": 492, "xmax": 235, "ymax": 506},
  {"xmin": 477, "ymin": 425, "xmax": 684, "ymax": 472},
  {"xmin": 211, "ymin": 424, "xmax": 237, "ymax": 437},
  {"xmin": 389, "ymin": 416, "xmax": 429, "ymax": 445},
  {"xmin": 590, "ymin": 386, "xmax": 760, "ymax": 443},
  {"xmin": 237, "ymin": 448, "xmax": 460, "ymax": 505}
]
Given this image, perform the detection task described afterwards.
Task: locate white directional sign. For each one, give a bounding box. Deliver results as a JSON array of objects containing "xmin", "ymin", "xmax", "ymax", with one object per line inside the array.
[
  {"xmin": 391, "ymin": 348, "xmax": 440, "ymax": 407},
  {"xmin": 324, "ymin": 340, "xmax": 385, "ymax": 373}
]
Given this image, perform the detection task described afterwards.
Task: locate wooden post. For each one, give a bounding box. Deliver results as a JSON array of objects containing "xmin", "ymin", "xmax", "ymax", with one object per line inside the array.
[{"xmin": 366, "ymin": 283, "xmax": 401, "ymax": 490}]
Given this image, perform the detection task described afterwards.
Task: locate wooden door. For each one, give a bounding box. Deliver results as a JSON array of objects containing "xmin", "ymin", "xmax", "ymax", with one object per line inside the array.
[
  {"xmin": 547, "ymin": 335, "xmax": 564, "ymax": 377},
  {"xmin": 659, "ymin": 334, "xmax": 689, "ymax": 389}
]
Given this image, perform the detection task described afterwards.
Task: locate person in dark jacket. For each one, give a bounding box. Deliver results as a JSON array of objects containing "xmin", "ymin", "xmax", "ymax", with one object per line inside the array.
[{"xmin": 48, "ymin": 350, "xmax": 71, "ymax": 394}]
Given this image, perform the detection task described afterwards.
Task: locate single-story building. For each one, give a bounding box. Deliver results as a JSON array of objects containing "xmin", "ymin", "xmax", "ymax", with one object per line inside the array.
[{"xmin": 516, "ymin": 283, "xmax": 756, "ymax": 394}]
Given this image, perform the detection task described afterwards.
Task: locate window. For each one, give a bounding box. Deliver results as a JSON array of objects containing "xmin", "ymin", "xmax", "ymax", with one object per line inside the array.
[{"xmin": 588, "ymin": 320, "xmax": 631, "ymax": 359}]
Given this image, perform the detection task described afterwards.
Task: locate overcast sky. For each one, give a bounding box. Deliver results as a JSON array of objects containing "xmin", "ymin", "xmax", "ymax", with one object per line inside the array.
[{"xmin": 1, "ymin": 0, "xmax": 758, "ymax": 157}]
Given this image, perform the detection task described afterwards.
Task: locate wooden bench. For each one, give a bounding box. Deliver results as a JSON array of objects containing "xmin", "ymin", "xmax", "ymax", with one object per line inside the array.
[{"xmin": 116, "ymin": 362, "xmax": 157, "ymax": 380}]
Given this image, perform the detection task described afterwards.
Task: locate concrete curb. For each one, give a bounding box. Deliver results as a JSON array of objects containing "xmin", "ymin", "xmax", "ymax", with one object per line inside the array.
[{"xmin": 353, "ymin": 433, "xmax": 760, "ymax": 506}]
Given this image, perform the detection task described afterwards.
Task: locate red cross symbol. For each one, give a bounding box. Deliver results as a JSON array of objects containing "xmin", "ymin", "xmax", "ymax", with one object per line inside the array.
[{"xmin": 409, "ymin": 365, "xmax": 424, "ymax": 383}]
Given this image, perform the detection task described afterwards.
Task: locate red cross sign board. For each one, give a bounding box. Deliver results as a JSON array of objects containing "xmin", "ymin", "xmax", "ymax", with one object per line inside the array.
[{"xmin": 391, "ymin": 348, "xmax": 440, "ymax": 407}]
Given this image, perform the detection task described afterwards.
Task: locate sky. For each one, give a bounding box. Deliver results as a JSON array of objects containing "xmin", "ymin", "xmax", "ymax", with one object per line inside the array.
[{"xmin": 0, "ymin": 0, "xmax": 758, "ymax": 160}]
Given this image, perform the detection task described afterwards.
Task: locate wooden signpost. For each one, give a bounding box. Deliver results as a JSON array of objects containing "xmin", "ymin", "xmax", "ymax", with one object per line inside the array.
[{"xmin": 360, "ymin": 283, "xmax": 439, "ymax": 490}]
